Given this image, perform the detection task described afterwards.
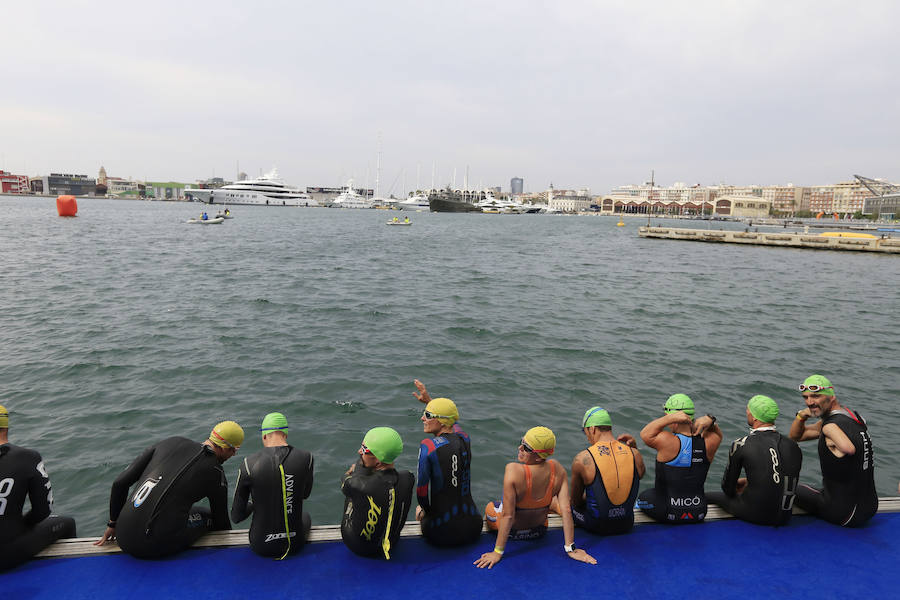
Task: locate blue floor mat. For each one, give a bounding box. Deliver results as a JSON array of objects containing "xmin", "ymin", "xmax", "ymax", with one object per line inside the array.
[{"xmin": 6, "ymin": 514, "xmax": 900, "ymax": 600}]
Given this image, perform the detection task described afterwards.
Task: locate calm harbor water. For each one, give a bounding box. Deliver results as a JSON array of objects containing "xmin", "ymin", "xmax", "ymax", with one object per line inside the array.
[{"xmin": 2, "ymin": 196, "xmax": 898, "ymax": 535}]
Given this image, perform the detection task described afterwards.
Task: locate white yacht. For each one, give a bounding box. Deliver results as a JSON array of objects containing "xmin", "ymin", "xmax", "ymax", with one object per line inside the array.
[
  {"xmin": 330, "ymin": 181, "xmax": 374, "ymax": 209},
  {"xmin": 185, "ymin": 169, "xmax": 317, "ymax": 207},
  {"xmin": 397, "ymin": 191, "xmax": 430, "ymax": 211},
  {"xmin": 476, "ymin": 191, "xmax": 528, "ymax": 213}
]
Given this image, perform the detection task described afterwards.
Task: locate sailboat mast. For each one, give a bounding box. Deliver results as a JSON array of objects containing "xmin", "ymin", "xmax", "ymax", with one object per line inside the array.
[{"xmin": 375, "ymin": 133, "xmax": 382, "ymax": 198}]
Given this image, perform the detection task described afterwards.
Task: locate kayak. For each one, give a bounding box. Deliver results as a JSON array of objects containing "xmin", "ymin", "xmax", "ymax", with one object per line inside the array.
[
  {"xmin": 216, "ymin": 214, "xmax": 234, "ymax": 219},
  {"xmin": 387, "ymin": 221, "xmax": 412, "ymax": 226},
  {"xmin": 187, "ymin": 217, "xmax": 225, "ymax": 225}
]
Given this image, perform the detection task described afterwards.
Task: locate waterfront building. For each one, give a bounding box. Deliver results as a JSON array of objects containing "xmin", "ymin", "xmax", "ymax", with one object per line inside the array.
[
  {"xmin": 106, "ymin": 177, "xmax": 144, "ymax": 198},
  {"xmin": 761, "ymin": 184, "xmax": 808, "ymax": 215},
  {"xmin": 863, "ymin": 194, "xmax": 900, "ymax": 219},
  {"xmin": 547, "ymin": 187, "xmax": 591, "ymax": 212},
  {"xmin": 510, "ymin": 177, "xmax": 523, "ymax": 195},
  {"xmin": 718, "ymin": 195, "xmax": 772, "ymax": 218},
  {"xmin": 0, "ymin": 170, "xmax": 30, "ymax": 194},
  {"xmin": 146, "ymin": 182, "xmax": 187, "ymax": 200},
  {"xmin": 29, "ymin": 173, "xmax": 96, "ymax": 196}
]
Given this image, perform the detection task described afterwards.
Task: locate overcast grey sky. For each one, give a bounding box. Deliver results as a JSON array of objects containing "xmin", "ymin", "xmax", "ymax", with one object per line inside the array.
[{"xmin": 2, "ymin": 1, "xmax": 897, "ymax": 195}]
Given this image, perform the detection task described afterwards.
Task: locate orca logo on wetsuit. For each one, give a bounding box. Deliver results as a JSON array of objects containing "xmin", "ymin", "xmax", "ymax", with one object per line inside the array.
[
  {"xmin": 0, "ymin": 477, "xmax": 14, "ymax": 515},
  {"xmin": 769, "ymin": 448, "xmax": 781, "ymax": 483},
  {"xmin": 360, "ymin": 495, "xmax": 382, "ymax": 541}
]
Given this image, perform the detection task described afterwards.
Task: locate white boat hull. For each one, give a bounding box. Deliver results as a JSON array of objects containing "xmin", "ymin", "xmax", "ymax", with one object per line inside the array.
[{"xmin": 186, "ymin": 217, "xmax": 225, "ymax": 224}]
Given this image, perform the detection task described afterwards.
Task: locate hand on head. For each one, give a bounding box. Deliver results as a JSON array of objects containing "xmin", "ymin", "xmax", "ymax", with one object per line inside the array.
[{"xmin": 666, "ymin": 410, "xmax": 693, "ymax": 425}]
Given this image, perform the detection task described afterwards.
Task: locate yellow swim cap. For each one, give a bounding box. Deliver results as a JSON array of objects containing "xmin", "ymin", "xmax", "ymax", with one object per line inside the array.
[
  {"xmin": 424, "ymin": 397, "xmax": 458, "ymax": 426},
  {"xmin": 523, "ymin": 426, "xmax": 556, "ymax": 459},
  {"xmin": 0, "ymin": 404, "xmax": 8, "ymax": 428},
  {"xmin": 209, "ymin": 421, "xmax": 244, "ymax": 449}
]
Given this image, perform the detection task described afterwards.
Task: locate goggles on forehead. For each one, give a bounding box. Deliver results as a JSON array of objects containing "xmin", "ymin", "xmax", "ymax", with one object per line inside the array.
[
  {"xmin": 799, "ymin": 384, "xmax": 833, "ymax": 393},
  {"xmin": 520, "ymin": 439, "xmax": 534, "ymax": 453},
  {"xmin": 360, "ymin": 443, "xmax": 373, "ymax": 455}
]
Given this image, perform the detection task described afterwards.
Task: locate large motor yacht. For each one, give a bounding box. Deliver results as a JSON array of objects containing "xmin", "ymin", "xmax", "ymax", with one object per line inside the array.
[
  {"xmin": 185, "ymin": 169, "xmax": 317, "ymax": 207},
  {"xmin": 330, "ymin": 181, "xmax": 375, "ymax": 209},
  {"xmin": 397, "ymin": 191, "xmax": 430, "ymax": 211}
]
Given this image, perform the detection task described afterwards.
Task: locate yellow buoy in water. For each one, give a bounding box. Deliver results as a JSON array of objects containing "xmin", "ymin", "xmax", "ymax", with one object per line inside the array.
[{"xmin": 616, "ymin": 218, "xmax": 625, "ymax": 227}]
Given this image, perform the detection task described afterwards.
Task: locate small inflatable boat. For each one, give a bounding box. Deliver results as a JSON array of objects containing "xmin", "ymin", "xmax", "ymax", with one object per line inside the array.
[
  {"xmin": 187, "ymin": 217, "xmax": 225, "ymax": 225},
  {"xmin": 387, "ymin": 221, "xmax": 412, "ymax": 226}
]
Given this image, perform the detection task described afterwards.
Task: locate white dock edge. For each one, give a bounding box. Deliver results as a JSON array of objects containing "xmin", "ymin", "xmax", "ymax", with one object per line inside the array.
[
  {"xmin": 35, "ymin": 497, "xmax": 900, "ymax": 559},
  {"xmin": 638, "ymin": 226, "xmax": 900, "ymax": 253}
]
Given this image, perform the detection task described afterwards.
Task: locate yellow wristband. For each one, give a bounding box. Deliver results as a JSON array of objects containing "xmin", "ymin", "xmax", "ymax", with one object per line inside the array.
[
  {"xmin": 795, "ymin": 411, "xmax": 808, "ymax": 421},
  {"xmin": 493, "ymin": 546, "xmax": 504, "ymax": 555}
]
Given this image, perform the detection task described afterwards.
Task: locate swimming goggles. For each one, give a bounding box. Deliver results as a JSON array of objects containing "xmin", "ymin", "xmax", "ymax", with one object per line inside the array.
[
  {"xmin": 798, "ymin": 384, "xmax": 833, "ymax": 393},
  {"xmin": 519, "ymin": 439, "xmax": 535, "ymax": 453},
  {"xmin": 360, "ymin": 443, "xmax": 373, "ymax": 455},
  {"xmin": 422, "ymin": 409, "xmax": 451, "ymax": 420}
]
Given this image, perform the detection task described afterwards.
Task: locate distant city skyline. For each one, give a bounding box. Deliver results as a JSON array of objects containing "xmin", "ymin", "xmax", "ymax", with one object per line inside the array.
[{"xmin": 1, "ymin": 1, "xmax": 898, "ymax": 196}]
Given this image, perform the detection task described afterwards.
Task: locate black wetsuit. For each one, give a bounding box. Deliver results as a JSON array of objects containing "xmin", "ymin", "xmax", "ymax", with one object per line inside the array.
[
  {"xmin": 231, "ymin": 445, "xmax": 314, "ymax": 558},
  {"xmin": 637, "ymin": 433, "xmax": 710, "ymax": 524},
  {"xmin": 108, "ymin": 437, "xmax": 230, "ymax": 559},
  {"xmin": 416, "ymin": 426, "xmax": 482, "ymax": 546},
  {"xmin": 707, "ymin": 427, "xmax": 802, "ymax": 526},
  {"xmin": 0, "ymin": 443, "xmax": 76, "ymax": 571},
  {"xmin": 340, "ymin": 462, "xmax": 414, "ymax": 560},
  {"xmin": 796, "ymin": 408, "xmax": 878, "ymax": 527},
  {"xmin": 572, "ymin": 441, "xmax": 641, "ymax": 535}
]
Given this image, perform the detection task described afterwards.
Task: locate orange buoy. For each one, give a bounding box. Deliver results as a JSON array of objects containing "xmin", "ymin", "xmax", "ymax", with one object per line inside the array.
[{"xmin": 56, "ymin": 195, "xmax": 78, "ymax": 217}]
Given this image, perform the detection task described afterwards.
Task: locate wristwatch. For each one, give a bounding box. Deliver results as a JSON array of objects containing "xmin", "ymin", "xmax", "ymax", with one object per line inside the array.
[
  {"xmin": 705, "ymin": 414, "xmax": 717, "ymax": 426},
  {"xmin": 564, "ymin": 542, "xmax": 577, "ymax": 553}
]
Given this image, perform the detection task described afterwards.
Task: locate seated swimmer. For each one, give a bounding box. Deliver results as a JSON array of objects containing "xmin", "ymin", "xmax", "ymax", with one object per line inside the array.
[
  {"xmin": 789, "ymin": 374, "xmax": 877, "ymax": 527},
  {"xmin": 404, "ymin": 217, "xmax": 410, "ymax": 223},
  {"xmin": 202, "ymin": 212, "xmax": 208, "ymax": 220},
  {"xmin": 231, "ymin": 413, "xmax": 314, "ymax": 558},
  {"xmin": 564, "ymin": 407, "xmax": 645, "ymax": 536},
  {"xmin": 340, "ymin": 427, "xmax": 414, "ymax": 560},
  {"xmin": 707, "ymin": 396, "xmax": 802, "ymax": 526},
  {"xmin": 475, "ymin": 427, "xmax": 596, "ymax": 569},
  {"xmin": 0, "ymin": 404, "xmax": 77, "ymax": 571},
  {"xmin": 94, "ymin": 421, "xmax": 243, "ymax": 558},
  {"xmin": 412, "ymin": 380, "xmax": 481, "ymax": 546},
  {"xmin": 637, "ymin": 394, "xmax": 722, "ymax": 524}
]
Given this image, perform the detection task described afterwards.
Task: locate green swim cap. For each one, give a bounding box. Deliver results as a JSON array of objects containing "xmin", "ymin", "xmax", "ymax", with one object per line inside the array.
[
  {"xmin": 582, "ymin": 406, "xmax": 612, "ymax": 428},
  {"xmin": 664, "ymin": 394, "xmax": 695, "ymax": 416},
  {"xmin": 801, "ymin": 374, "xmax": 835, "ymax": 396},
  {"xmin": 260, "ymin": 412, "xmax": 289, "ymax": 437},
  {"xmin": 747, "ymin": 395, "xmax": 779, "ymax": 424},
  {"xmin": 362, "ymin": 427, "xmax": 403, "ymax": 464}
]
